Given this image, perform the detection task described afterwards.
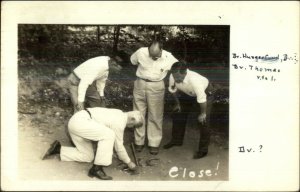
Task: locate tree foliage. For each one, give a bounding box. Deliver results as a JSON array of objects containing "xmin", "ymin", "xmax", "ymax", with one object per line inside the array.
[{"xmin": 18, "ymin": 25, "xmax": 229, "ymax": 68}]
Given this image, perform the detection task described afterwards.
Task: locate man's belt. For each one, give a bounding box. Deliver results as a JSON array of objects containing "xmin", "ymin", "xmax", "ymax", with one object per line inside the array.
[{"xmin": 137, "ymin": 77, "xmax": 162, "ymax": 82}]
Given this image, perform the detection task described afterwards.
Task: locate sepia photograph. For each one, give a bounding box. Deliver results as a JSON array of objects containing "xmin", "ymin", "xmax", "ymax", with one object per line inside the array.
[
  {"xmin": 1, "ymin": 1, "xmax": 298, "ymax": 191},
  {"xmin": 18, "ymin": 24, "xmax": 229, "ymax": 181}
]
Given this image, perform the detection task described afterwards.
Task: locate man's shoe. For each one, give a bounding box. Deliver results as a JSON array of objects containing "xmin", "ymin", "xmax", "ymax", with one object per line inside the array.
[
  {"xmin": 163, "ymin": 141, "xmax": 182, "ymax": 149},
  {"xmin": 193, "ymin": 151, "xmax": 208, "ymax": 159},
  {"xmin": 42, "ymin": 140, "xmax": 61, "ymax": 160},
  {"xmin": 149, "ymin": 147, "xmax": 159, "ymax": 155},
  {"xmin": 134, "ymin": 144, "xmax": 144, "ymax": 152},
  {"xmin": 88, "ymin": 165, "xmax": 113, "ymax": 180}
]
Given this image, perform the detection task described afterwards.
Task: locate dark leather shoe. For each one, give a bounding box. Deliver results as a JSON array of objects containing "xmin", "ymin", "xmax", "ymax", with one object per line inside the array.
[
  {"xmin": 88, "ymin": 165, "xmax": 112, "ymax": 180},
  {"xmin": 42, "ymin": 140, "xmax": 61, "ymax": 160},
  {"xmin": 149, "ymin": 147, "xmax": 159, "ymax": 155},
  {"xmin": 163, "ymin": 142, "xmax": 182, "ymax": 149},
  {"xmin": 134, "ymin": 144, "xmax": 144, "ymax": 152},
  {"xmin": 193, "ymin": 151, "xmax": 208, "ymax": 159}
]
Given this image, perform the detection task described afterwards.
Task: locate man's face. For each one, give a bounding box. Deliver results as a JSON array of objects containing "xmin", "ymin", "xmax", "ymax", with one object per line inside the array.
[{"xmin": 173, "ymin": 71, "xmax": 186, "ymax": 83}]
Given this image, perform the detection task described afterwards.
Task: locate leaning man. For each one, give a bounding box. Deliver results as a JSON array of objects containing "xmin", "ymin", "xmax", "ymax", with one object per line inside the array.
[
  {"xmin": 42, "ymin": 107, "xmax": 143, "ymax": 180},
  {"xmin": 130, "ymin": 41, "xmax": 178, "ymax": 155},
  {"xmin": 164, "ymin": 62, "xmax": 215, "ymax": 159},
  {"xmin": 67, "ymin": 56, "xmax": 121, "ymax": 113}
]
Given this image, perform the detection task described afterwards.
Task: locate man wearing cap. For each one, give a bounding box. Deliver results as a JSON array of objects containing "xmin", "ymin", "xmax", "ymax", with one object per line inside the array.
[
  {"xmin": 67, "ymin": 56, "xmax": 122, "ymax": 113},
  {"xmin": 163, "ymin": 62, "xmax": 215, "ymax": 159},
  {"xmin": 130, "ymin": 41, "xmax": 178, "ymax": 155},
  {"xmin": 42, "ymin": 107, "xmax": 144, "ymax": 180}
]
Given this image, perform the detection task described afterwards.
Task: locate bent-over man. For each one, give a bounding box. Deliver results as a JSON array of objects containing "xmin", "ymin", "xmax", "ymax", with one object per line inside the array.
[
  {"xmin": 67, "ymin": 56, "xmax": 122, "ymax": 113},
  {"xmin": 42, "ymin": 107, "xmax": 143, "ymax": 180},
  {"xmin": 130, "ymin": 41, "xmax": 178, "ymax": 155},
  {"xmin": 164, "ymin": 62, "xmax": 215, "ymax": 159}
]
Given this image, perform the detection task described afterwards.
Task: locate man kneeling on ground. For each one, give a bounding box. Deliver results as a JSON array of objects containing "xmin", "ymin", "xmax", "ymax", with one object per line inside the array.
[{"xmin": 42, "ymin": 107, "xmax": 144, "ymax": 180}]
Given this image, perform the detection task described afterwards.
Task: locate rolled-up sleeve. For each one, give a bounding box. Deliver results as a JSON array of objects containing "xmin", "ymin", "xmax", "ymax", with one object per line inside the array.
[
  {"xmin": 130, "ymin": 48, "xmax": 140, "ymax": 65},
  {"xmin": 167, "ymin": 53, "xmax": 178, "ymax": 68}
]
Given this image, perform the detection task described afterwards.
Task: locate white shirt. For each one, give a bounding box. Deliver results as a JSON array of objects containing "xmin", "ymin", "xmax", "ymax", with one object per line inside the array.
[
  {"xmin": 130, "ymin": 47, "xmax": 178, "ymax": 81},
  {"xmin": 87, "ymin": 107, "xmax": 131, "ymax": 164},
  {"xmin": 74, "ymin": 56, "xmax": 109, "ymax": 102},
  {"xmin": 168, "ymin": 69, "xmax": 209, "ymax": 103}
]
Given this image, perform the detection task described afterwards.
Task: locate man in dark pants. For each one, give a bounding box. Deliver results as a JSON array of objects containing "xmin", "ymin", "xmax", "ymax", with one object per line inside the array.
[{"xmin": 163, "ymin": 62, "xmax": 214, "ymax": 159}]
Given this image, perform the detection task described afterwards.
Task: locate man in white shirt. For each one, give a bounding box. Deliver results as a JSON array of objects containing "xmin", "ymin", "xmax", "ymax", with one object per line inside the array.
[
  {"xmin": 164, "ymin": 62, "xmax": 214, "ymax": 159},
  {"xmin": 67, "ymin": 56, "xmax": 122, "ymax": 113},
  {"xmin": 130, "ymin": 41, "xmax": 178, "ymax": 155},
  {"xmin": 42, "ymin": 107, "xmax": 143, "ymax": 180}
]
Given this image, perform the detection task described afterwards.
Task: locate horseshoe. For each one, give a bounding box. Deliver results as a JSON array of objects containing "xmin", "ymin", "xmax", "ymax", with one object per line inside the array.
[{"xmin": 146, "ymin": 158, "xmax": 160, "ymax": 166}]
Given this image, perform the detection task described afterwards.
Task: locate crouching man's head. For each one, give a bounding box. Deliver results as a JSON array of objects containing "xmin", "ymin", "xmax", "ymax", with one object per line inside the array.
[
  {"xmin": 171, "ymin": 61, "xmax": 188, "ymax": 83},
  {"xmin": 126, "ymin": 111, "xmax": 144, "ymax": 128}
]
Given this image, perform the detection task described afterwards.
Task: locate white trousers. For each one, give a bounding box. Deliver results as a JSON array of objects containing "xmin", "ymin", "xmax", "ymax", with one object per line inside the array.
[
  {"xmin": 133, "ymin": 79, "xmax": 165, "ymax": 147},
  {"xmin": 60, "ymin": 110, "xmax": 115, "ymax": 166}
]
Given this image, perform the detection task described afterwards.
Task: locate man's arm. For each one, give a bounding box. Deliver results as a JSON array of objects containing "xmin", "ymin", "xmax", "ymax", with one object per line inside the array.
[
  {"xmin": 95, "ymin": 78, "xmax": 107, "ymax": 97},
  {"xmin": 191, "ymin": 80, "xmax": 208, "ymax": 125},
  {"xmin": 114, "ymin": 133, "xmax": 136, "ymax": 169},
  {"xmin": 171, "ymin": 92, "xmax": 181, "ymax": 112},
  {"xmin": 167, "ymin": 52, "xmax": 179, "ymax": 67},
  {"xmin": 76, "ymin": 80, "xmax": 90, "ymax": 110},
  {"xmin": 130, "ymin": 49, "xmax": 140, "ymax": 65},
  {"xmin": 75, "ymin": 59, "xmax": 103, "ymax": 110},
  {"xmin": 198, "ymin": 102, "xmax": 207, "ymax": 125},
  {"xmin": 168, "ymin": 74, "xmax": 181, "ymax": 112},
  {"xmin": 168, "ymin": 74, "xmax": 177, "ymax": 93}
]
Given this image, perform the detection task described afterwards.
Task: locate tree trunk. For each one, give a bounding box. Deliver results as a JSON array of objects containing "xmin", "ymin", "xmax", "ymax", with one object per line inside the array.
[
  {"xmin": 181, "ymin": 27, "xmax": 187, "ymax": 61},
  {"xmin": 97, "ymin": 26, "xmax": 100, "ymax": 42},
  {"xmin": 113, "ymin": 26, "xmax": 120, "ymax": 53},
  {"xmin": 183, "ymin": 39, "xmax": 187, "ymax": 61}
]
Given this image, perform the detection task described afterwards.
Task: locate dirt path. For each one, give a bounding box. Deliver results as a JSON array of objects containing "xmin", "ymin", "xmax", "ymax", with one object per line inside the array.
[{"xmin": 18, "ymin": 102, "xmax": 228, "ymax": 181}]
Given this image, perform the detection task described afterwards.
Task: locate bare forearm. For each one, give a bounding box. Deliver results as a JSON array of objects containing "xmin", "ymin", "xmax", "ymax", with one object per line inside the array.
[
  {"xmin": 199, "ymin": 102, "xmax": 207, "ymax": 115},
  {"xmin": 172, "ymin": 93, "xmax": 180, "ymax": 105}
]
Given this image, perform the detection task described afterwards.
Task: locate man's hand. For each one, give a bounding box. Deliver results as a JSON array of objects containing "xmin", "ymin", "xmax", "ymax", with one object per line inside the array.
[
  {"xmin": 172, "ymin": 103, "xmax": 181, "ymax": 113},
  {"xmin": 127, "ymin": 161, "xmax": 137, "ymax": 171},
  {"xmin": 75, "ymin": 102, "xmax": 85, "ymax": 112},
  {"xmin": 198, "ymin": 113, "xmax": 207, "ymax": 125}
]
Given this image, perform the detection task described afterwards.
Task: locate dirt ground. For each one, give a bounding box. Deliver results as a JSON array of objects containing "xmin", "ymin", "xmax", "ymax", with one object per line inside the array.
[{"xmin": 18, "ymin": 100, "xmax": 229, "ymax": 181}]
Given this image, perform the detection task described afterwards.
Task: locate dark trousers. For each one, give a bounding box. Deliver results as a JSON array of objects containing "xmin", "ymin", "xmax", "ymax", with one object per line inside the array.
[{"xmin": 171, "ymin": 86, "xmax": 213, "ymax": 152}]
